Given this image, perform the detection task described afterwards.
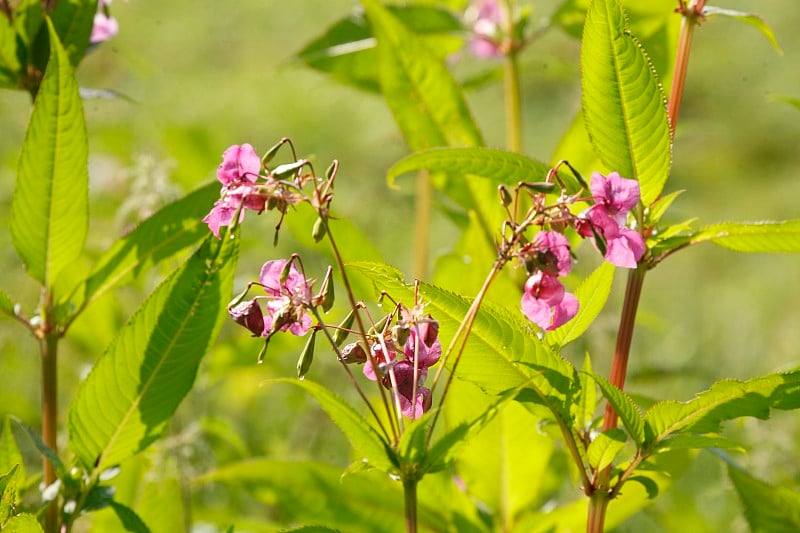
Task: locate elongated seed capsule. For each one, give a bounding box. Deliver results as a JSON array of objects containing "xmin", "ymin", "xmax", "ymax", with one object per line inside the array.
[
  {"xmin": 332, "ymin": 309, "xmax": 356, "ymax": 346},
  {"xmin": 297, "ymin": 329, "xmax": 317, "ymax": 379}
]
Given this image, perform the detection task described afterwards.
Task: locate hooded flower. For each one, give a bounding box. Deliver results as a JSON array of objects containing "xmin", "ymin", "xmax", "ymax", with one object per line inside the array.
[
  {"xmin": 521, "ymin": 271, "xmax": 579, "ymax": 330},
  {"xmin": 523, "ymin": 230, "xmax": 573, "ymax": 277},
  {"xmin": 257, "ymin": 259, "xmax": 312, "ymax": 337},
  {"xmin": 393, "ymin": 360, "xmax": 432, "ymax": 419}
]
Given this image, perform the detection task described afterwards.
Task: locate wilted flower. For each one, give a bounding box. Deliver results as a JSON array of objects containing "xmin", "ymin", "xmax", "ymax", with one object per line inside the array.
[{"xmin": 521, "ymin": 271, "xmax": 579, "ymax": 330}]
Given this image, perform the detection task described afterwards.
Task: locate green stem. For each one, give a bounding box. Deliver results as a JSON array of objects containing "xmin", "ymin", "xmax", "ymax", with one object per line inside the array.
[
  {"xmin": 411, "ymin": 171, "xmax": 431, "ymax": 280},
  {"xmin": 41, "ymin": 291, "xmax": 59, "ymax": 533},
  {"xmin": 586, "ymin": 491, "xmax": 610, "ymax": 533},
  {"xmin": 501, "ymin": 0, "xmax": 523, "ymax": 153},
  {"xmin": 403, "ymin": 476, "xmax": 418, "ymax": 533}
]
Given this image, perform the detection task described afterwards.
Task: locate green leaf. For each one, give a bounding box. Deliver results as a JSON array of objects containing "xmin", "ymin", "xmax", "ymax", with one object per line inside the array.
[
  {"xmin": 0, "ymin": 11, "xmax": 19, "ymax": 87},
  {"xmin": 295, "ymin": 5, "xmax": 464, "ymax": 93},
  {"xmin": 11, "ymin": 18, "xmax": 88, "ymax": 286},
  {"xmin": 50, "ymin": 0, "xmax": 98, "ymax": 67},
  {"xmin": 0, "ymin": 465, "xmax": 20, "ymax": 524},
  {"xmin": 546, "ymin": 261, "xmax": 615, "ymax": 348},
  {"xmin": 581, "ymin": 0, "xmax": 672, "ymax": 206},
  {"xmin": 13, "ymin": 417, "xmax": 66, "ymax": 479},
  {"xmin": 0, "ymin": 290, "xmax": 15, "ymax": 320},
  {"xmin": 271, "ymin": 378, "xmax": 394, "ymax": 472},
  {"xmin": 589, "ymin": 372, "xmax": 645, "ymax": 446},
  {"xmin": 67, "ymin": 234, "xmax": 238, "ymax": 471},
  {"xmin": 108, "ymin": 500, "xmax": 152, "ymax": 533},
  {"xmin": 643, "ymin": 371, "xmax": 800, "ymax": 450},
  {"xmin": 703, "ymin": 7, "xmax": 782, "ymax": 55},
  {"xmin": 653, "ymin": 434, "xmax": 744, "ymax": 454},
  {"xmin": 64, "ymin": 182, "xmax": 220, "ymax": 320},
  {"xmin": 647, "ymin": 189, "xmax": 684, "ymax": 224},
  {"xmin": 574, "ymin": 353, "xmax": 597, "ymax": 430},
  {"xmin": 690, "ymin": 220, "xmax": 800, "ymax": 253},
  {"xmin": 350, "ymin": 262, "xmax": 579, "ymax": 419},
  {"xmin": 195, "ymin": 459, "xmax": 445, "ymax": 531},
  {"xmin": 387, "ymin": 147, "xmax": 552, "ymax": 189},
  {"xmin": 361, "ymin": 0, "xmax": 482, "ymax": 151},
  {"xmin": 728, "ymin": 464, "xmax": 800, "ymax": 533},
  {"xmin": 3, "ymin": 513, "xmax": 44, "ymax": 533},
  {"xmin": 12, "ymin": 0, "xmax": 43, "ymax": 48},
  {"xmin": 0, "ymin": 416, "xmax": 26, "ymax": 496},
  {"xmin": 587, "ymin": 428, "xmax": 626, "ymax": 471}
]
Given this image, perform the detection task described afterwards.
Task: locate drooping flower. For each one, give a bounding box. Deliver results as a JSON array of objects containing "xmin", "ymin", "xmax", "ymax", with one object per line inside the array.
[
  {"xmin": 577, "ymin": 205, "xmax": 645, "ymax": 269},
  {"xmin": 257, "ymin": 259, "xmax": 312, "ymax": 337},
  {"xmin": 363, "ymin": 340, "xmax": 397, "ymax": 382},
  {"xmin": 522, "ymin": 230, "xmax": 573, "ymax": 277},
  {"xmin": 521, "ymin": 271, "xmax": 578, "ymax": 331},
  {"xmin": 228, "ymin": 299, "xmax": 264, "ymax": 337},
  {"xmin": 217, "ymin": 144, "xmax": 261, "ymax": 186},
  {"xmin": 404, "ymin": 326, "xmax": 441, "ymax": 369},
  {"xmin": 393, "ymin": 360, "xmax": 432, "ymax": 419}
]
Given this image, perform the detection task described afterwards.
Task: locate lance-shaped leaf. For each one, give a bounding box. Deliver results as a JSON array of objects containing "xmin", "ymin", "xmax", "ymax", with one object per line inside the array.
[
  {"xmin": 653, "ymin": 434, "xmax": 744, "ymax": 454},
  {"xmin": 690, "ymin": 220, "xmax": 800, "ymax": 253},
  {"xmin": 728, "ymin": 463, "xmax": 800, "ymax": 532},
  {"xmin": 703, "ymin": 7, "xmax": 782, "ymax": 55},
  {"xmin": 589, "ymin": 372, "xmax": 645, "ymax": 446},
  {"xmin": 0, "ymin": 417, "xmax": 26, "ymax": 509},
  {"xmin": 0, "ymin": 12, "xmax": 19, "ymax": 88},
  {"xmin": 387, "ymin": 147, "xmax": 552, "ymax": 189},
  {"xmin": 63, "ymin": 182, "xmax": 220, "ymax": 319},
  {"xmin": 271, "ymin": 378, "xmax": 394, "ymax": 472},
  {"xmin": 295, "ymin": 5, "xmax": 464, "ymax": 93},
  {"xmin": 350, "ymin": 262, "xmax": 579, "ymax": 419},
  {"xmin": 11, "ymin": 19, "xmax": 88, "ymax": 286},
  {"xmin": 587, "ymin": 428, "xmax": 626, "ymax": 471},
  {"xmin": 574, "ymin": 354, "xmax": 597, "ymax": 430},
  {"xmin": 108, "ymin": 500, "xmax": 152, "ymax": 533},
  {"xmin": 0, "ymin": 290, "xmax": 14, "ymax": 320},
  {"xmin": 643, "ymin": 371, "xmax": 800, "ymax": 451},
  {"xmin": 67, "ymin": 233, "xmax": 238, "ymax": 471},
  {"xmin": 50, "ymin": 0, "xmax": 98, "ymax": 68},
  {"xmin": 581, "ymin": 0, "xmax": 672, "ymax": 206},
  {"xmin": 546, "ymin": 261, "xmax": 615, "ymax": 348},
  {"xmin": 195, "ymin": 459, "xmax": 445, "ymax": 531}
]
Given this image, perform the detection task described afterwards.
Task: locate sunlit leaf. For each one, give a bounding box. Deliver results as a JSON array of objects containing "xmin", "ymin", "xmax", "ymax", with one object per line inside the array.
[
  {"xmin": 587, "ymin": 428, "xmax": 626, "ymax": 471},
  {"xmin": 574, "ymin": 354, "xmax": 597, "ymax": 430},
  {"xmin": 296, "ymin": 5, "xmax": 464, "ymax": 93},
  {"xmin": 271, "ymin": 378, "xmax": 394, "ymax": 472},
  {"xmin": 350, "ymin": 262, "xmax": 579, "ymax": 419},
  {"xmin": 108, "ymin": 500, "xmax": 152, "ymax": 533},
  {"xmin": 0, "ymin": 417, "xmax": 26, "ymax": 502},
  {"xmin": 387, "ymin": 147, "xmax": 552, "ymax": 189},
  {"xmin": 50, "ymin": 0, "xmax": 97, "ymax": 67},
  {"xmin": 643, "ymin": 371, "xmax": 800, "ymax": 450},
  {"xmin": 67, "ymin": 233, "xmax": 238, "ymax": 471},
  {"xmin": 728, "ymin": 463, "xmax": 800, "ymax": 532},
  {"xmin": 195, "ymin": 459, "xmax": 445, "ymax": 532},
  {"xmin": 0, "ymin": 465, "xmax": 20, "ymax": 524},
  {"xmin": 647, "ymin": 189, "xmax": 684, "ymax": 224},
  {"xmin": 11, "ymin": 19, "xmax": 88, "ymax": 286},
  {"xmin": 581, "ymin": 0, "xmax": 672, "ymax": 206},
  {"xmin": 546, "ymin": 261, "xmax": 615, "ymax": 348},
  {"xmin": 690, "ymin": 220, "xmax": 800, "ymax": 253},
  {"xmin": 64, "ymin": 182, "xmax": 220, "ymax": 321},
  {"xmin": 703, "ymin": 7, "xmax": 782, "ymax": 55},
  {"xmin": 653, "ymin": 434, "xmax": 744, "ymax": 454},
  {"xmin": 3, "ymin": 513, "xmax": 44, "ymax": 533},
  {"xmin": 0, "ymin": 12, "xmax": 19, "ymax": 87},
  {"xmin": 0, "ymin": 290, "xmax": 14, "ymax": 320},
  {"xmin": 589, "ymin": 372, "xmax": 645, "ymax": 446}
]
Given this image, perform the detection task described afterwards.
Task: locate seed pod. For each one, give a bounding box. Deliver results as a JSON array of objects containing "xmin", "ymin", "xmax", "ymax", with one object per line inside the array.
[
  {"xmin": 317, "ymin": 266, "xmax": 335, "ymax": 312},
  {"xmin": 312, "ymin": 216, "xmax": 327, "ymax": 243},
  {"xmin": 297, "ymin": 329, "xmax": 317, "ymax": 379},
  {"xmin": 520, "ymin": 181, "xmax": 556, "ymax": 194},
  {"xmin": 339, "ymin": 342, "xmax": 367, "ymax": 364},
  {"xmin": 369, "ymin": 314, "xmax": 391, "ymax": 335},
  {"xmin": 498, "ymin": 185, "xmax": 513, "ymax": 207},
  {"xmin": 332, "ymin": 309, "xmax": 356, "ymax": 346},
  {"xmin": 227, "ymin": 285, "xmax": 251, "ymax": 308},
  {"xmin": 262, "ymin": 138, "xmax": 286, "ymax": 167},
  {"xmin": 279, "ymin": 259, "xmax": 294, "ymax": 285},
  {"xmin": 273, "ymin": 160, "xmax": 307, "ymax": 178}
]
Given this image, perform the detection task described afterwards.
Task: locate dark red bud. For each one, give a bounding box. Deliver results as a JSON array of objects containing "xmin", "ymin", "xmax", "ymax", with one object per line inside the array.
[{"xmin": 228, "ymin": 300, "xmax": 264, "ymax": 336}]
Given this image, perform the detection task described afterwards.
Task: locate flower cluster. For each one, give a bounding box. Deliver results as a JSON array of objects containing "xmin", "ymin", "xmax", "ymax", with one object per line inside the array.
[
  {"xmin": 515, "ymin": 171, "xmax": 645, "ymax": 331},
  {"xmin": 203, "ymin": 143, "xmax": 305, "ymax": 239},
  {"xmin": 350, "ymin": 310, "xmax": 441, "ymax": 419},
  {"xmin": 228, "ymin": 259, "xmax": 312, "ymax": 339}
]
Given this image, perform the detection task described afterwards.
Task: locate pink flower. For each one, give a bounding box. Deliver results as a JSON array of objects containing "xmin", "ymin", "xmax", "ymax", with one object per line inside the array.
[
  {"xmin": 521, "ymin": 272, "xmax": 578, "ymax": 330},
  {"xmin": 228, "ymin": 299, "xmax": 264, "ymax": 337},
  {"xmin": 393, "ymin": 361, "xmax": 432, "ymax": 420},
  {"xmin": 90, "ymin": 13, "xmax": 118, "ymax": 44},
  {"xmin": 524, "ymin": 230, "xmax": 573, "ymax": 277},
  {"xmin": 467, "ymin": 0, "xmax": 503, "ymax": 58},
  {"xmin": 590, "ymin": 172, "xmax": 640, "ymax": 223},
  {"xmin": 404, "ymin": 327, "xmax": 441, "ymax": 369},
  {"xmin": 203, "ymin": 144, "xmax": 267, "ymax": 238},
  {"xmin": 577, "ymin": 206, "xmax": 645, "ymax": 269},
  {"xmin": 257, "ymin": 259, "xmax": 312, "ymax": 337},
  {"xmin": 363, "ymin": 341, "xmax": 397, "ymax": 382}
]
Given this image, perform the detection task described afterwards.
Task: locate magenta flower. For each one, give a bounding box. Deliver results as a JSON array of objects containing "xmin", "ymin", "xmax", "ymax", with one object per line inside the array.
[
  {"xmin": 203, "ymin": 144, "xmax": 267, "ymax": 238},
  {"xmin": 228, "ymin": 299, "xmax": 264, "ymax": 337},
  {"xmin": 393, "ymin": 361, "xmax": 432, "ymax": 419},
  {"xmin": 590, "ymin": 172, "xmax": 640, "ymax": 223},
  {"xmin": 577, "ymin": 205, "xmax": 645, "ymax": 269},
  {"xmin": 525, "ymin": 230, "xmax": 573, "ymax": 277},
  {"xmin": 90, "ymin": 13, "xmax": 118, "ymax": 44},
  {"xmin": 521, "ymin": 272, "xmax": 579, "ymax": 330},
  {"xmin": 363, "ymin": 340, "xmax": 397, "ymax": 382},
  {"xmin": 258, "ymin": 259, "xmax": 312, "ymax": 337},
  {"xmin": 404, "ymin": 327, "xmax": 442, "ymax": 369}
]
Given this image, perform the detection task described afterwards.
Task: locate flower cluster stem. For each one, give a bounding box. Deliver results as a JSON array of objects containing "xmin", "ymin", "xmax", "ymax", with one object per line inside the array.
[
  {"xmin": 586, "ymin": 492, "xmax": 610, "ymax": 533},
  {"xmin": 403, "ymin": 476, "xmax": 418, "ymax": 533}
]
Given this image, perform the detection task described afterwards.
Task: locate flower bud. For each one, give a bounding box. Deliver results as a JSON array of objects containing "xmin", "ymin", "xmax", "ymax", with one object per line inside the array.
[
  {"xmin": 273, "ymin": 160, "xmax": 307, "ymax": 178},
  {"xmin": 297, "ymin": 329, "xmax": 317, "ymax": 379},
  {"xmin": 339, "ymin": 342, "xmax": 367, "ymax": 364},
  {"xmin": 312, "ymin": 216, "xmax": 327, "ymax": 243},
  {"xmin": 228, "ymin": 300, "xmax": 264, "ymax": 336},
  {"xmin": 498, "ymin": 185, "xmax": 513, "ymax": 207}
]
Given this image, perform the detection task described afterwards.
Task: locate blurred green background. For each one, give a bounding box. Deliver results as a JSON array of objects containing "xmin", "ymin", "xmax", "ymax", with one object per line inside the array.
[{"xmin": 1, "ymin": 1, "xmax": 798, "ymax": 531}]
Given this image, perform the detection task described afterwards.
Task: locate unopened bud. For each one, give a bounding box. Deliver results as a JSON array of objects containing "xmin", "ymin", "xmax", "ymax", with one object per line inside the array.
[
  {"xmin": 228, "ymin": 300, "xmax": 265, "ymax": 336},
  {"xmin": 317, "ymin": 266, "xmax": 335, "ymax": 312},
  {"xmin": 297, "ymin": 329, "xmax": 317, "ymax": 379},
  {"xmin": 273, "ymin": 160, "xmax": 307, "ymax": 178},
  {"xmin": 279, "ymin": 259, "xmax": 294, "ymax": 285},
  {"xmin": 339, "ymin": 342, "xmax": 367, "ymax": 364},
  {"xmin": 498, "ymin": 185, "xmax": 513, "ymax": 207},
  {"xmin": 332, "ymin": 309, "xmax": 356, "ymax": 346},
  {"xmin": 325, "ymin": 160, "xmax": 338, "ymax": 181},
  {"xmin": 312, "ymin": 216, "xmax": 327, "ymax": 243}
]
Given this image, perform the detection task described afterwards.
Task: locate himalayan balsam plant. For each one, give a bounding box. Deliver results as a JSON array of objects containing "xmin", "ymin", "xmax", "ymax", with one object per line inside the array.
[{"xmin": 1, "ymin": 1, "xmax": 799, "ymax": 533}]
